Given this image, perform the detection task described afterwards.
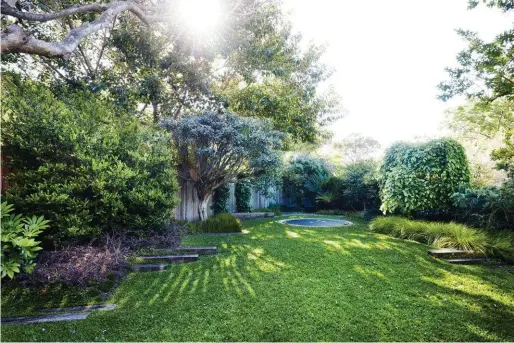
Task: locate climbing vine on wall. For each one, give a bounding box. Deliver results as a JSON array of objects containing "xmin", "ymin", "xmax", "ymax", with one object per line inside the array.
[
  {"xmin": 378, "ymin": 139, "xmax": 470, "ymax": 215},
  {"xmin": 212, "ymin": 185, "xmax": 231, "ymax": 214},
  {"xmin": 235, "ymin": 181, "xmax": 252, "ymax": 212}
]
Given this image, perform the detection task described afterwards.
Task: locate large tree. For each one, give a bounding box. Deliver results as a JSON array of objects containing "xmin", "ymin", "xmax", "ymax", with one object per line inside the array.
[
  {"xmin": 446, "ymin": 99, "xmax": 514, "ymax": 178},
  {"xmin": 1, "ymin": 0, "xmax": 341, "ymax": 140},
  {"xmin": 438, "ymin": 0, "xmax": 514, "ymax": 103},
  {"xmin": 161, "ymin": 112, "xmax": 282, "ymax": 221},
  {"xmin": 439, "ymin": 0, "xmax": 514, "ymax": 180}
]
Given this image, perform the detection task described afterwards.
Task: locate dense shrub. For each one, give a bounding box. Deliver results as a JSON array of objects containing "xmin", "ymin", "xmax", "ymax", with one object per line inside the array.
[
  {"xmin": 370, "ymin": 216, "xmax": 513, "ymax": 258},
  {"xmin": 189, "ymin": 213, "xmax": 243, "ymax": 233},
  {"xmin": 282, "ymin": 154, "xmax": 331, "ymax": 210},
  {"xmin": 339, "ymin": 160, "xmax": 380, "ymax": 211},
  {"xmin": 378, "ymin": 139, "xmax": 470, "ymax": 215},
  {"xmin": 1, "ymin": 202, "xmax": 50, "ymax": 279},
  {"xmin": 451, "ymin": 180, "xmax": 514, "ymax": 231},
  {"xmin": 235, "ymin": 181, "xmax": 252, "ymax": 212},
  {"xmin": 212, "ymin": 185, "xmax": 231, "ymax": 215},
  {"xmin": 2, "ymin": 75, "xmax": 179, "ymax": 246}
]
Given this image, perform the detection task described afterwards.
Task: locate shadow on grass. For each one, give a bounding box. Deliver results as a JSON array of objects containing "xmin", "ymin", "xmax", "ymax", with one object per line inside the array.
[{"xmin": 2, "ymin": 215, "xmax": 513, "ymax": 341}]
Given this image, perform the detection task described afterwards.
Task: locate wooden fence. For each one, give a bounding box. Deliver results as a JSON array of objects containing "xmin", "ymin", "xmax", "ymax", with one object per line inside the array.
[{"xmin": 173, "ymin": 179, "xmax": 282, "ymax": 221}]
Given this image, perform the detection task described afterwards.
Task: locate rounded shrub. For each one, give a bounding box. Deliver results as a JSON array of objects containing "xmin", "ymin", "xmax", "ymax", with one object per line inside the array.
[{"xmin": 378, "ymin": 139, "xmax": 470, "ymax": 215}]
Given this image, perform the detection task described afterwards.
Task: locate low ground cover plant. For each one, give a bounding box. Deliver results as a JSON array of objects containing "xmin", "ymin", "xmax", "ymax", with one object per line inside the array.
[{"xmin": 370, "ymin": 216, "xmax": 513, "ymax": 259}]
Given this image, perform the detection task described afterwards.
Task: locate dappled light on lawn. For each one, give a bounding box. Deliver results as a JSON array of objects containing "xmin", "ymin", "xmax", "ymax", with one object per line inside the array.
[{"xmin": 2, "ymin": 216, "xmax": 513, "ymax": 341}]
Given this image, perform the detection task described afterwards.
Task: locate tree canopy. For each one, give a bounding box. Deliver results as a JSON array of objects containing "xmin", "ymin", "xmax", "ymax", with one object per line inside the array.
[
  {"xmin": 438, "ymin": 1, "xmax": 514, "ymax": 103},
  {"xmin": 1, "ymin": 0, "xmax": 342, "ymax": 142},
  {"xmin": 446, "ymin": 99, "xmax": 514, "ymax": 178}
]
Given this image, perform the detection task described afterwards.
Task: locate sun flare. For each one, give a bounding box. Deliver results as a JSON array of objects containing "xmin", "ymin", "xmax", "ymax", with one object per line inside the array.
[{"xmin": 178, "ymin": 0, "xmax": 222, "ymax": 34}]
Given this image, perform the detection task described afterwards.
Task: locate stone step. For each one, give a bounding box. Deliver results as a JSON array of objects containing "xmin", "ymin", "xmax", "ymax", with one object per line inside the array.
[
  {"xmin": 36, "ymin": 304, "xmax": 116, "ymax": 313},
  {"xmin": 131, "ymin": 263, "xmax": 169, "ymax": 272},
  {"xmin": 2, "ymin": 312, "xmax": 91, "ymax": 325},
  {"xmin": 152, "ymin": 246, "xmax": 217, "ymax": 255},
  {"xmin": 428, "ymin": 249, "xmax": 474, "ymax": 258},
  {"xmin": 446, "ymin": 257, "xmax": 502, "ymax": 265},
  {"xmin": 139, "ymin": 254, "xmax": 198, "ymax": 263}
]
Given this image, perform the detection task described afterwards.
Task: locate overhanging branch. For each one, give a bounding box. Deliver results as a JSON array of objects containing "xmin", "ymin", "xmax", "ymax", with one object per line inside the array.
[{"xmin": 0, "ymin": 1, "xmax": 166, "ymax": 58}]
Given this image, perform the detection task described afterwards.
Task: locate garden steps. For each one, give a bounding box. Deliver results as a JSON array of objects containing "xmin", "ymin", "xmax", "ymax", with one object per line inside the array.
[
  {"xmin": 445, "ymin": 257, "xmax": 502, "ymax": 265},
  {"xmin": 131, "ymin": 263, "xmax": 169, "ymax": 272},
  {"xmin": 151, "ymin": 246, "xmax": 217, "ymax": 255},
  {"xmin": 428, "ymin": 249, "xmax": 475, "ymax": 258},
  {"xmin": 1, "ymin": 312, "xmax": 91, "ymax": 324},
  {"xmin": 139, "ymin": 254, "xmax": 199, "ymax": 263}
]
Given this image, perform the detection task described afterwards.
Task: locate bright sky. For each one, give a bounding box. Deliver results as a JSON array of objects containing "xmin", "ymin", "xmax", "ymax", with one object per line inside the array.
[{"xmin": 283, "ymin": 0, "xmax": 513, "ymax": 150}]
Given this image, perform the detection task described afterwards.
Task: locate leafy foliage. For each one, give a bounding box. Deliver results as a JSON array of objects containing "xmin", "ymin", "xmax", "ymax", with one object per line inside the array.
[
  {"xmin": 451, "ymin": 180, "xmax": 514, "ymax": 231},
  {"xmin": 1, "ymin": 202, "xmax": 49, "ymax": 279},
  {"xmin": 281, "ymin": 155, "xmax": 331, "ymax": 210},
  {"xmin": 212, "ymin": 185, "xmax": 231, "ymax": 215},
  {"xmin": 438, "ymin": 27, "xmax": 514, "ymax": 103},
  {"xmin": 223, "ymin": 75, "xmax": 341, "ymax": 144},
  {"xmin": 446, "ymin": 99, "xmax": 514, "ymax": 179},
  {"xmin": 378, "ymin": 139, "xmax": 471, "ymax": 215},
  {"xmin": 339, "ymin": 161, "xmax": 381, "ymax": 211},
  {"xmin": 235, "ymin": 181, "xmax": 252, "ymax": 213},
  {"xmin": 3, "ymin": 0, "xmax": 341, "ymax": 141},
  {"xmin": 2, "ymin": 74, "xmax": 178, "ymax": 246},
  {"xmin": 162, "ymin": 112, "xmax": 281, "ymax": 220}
]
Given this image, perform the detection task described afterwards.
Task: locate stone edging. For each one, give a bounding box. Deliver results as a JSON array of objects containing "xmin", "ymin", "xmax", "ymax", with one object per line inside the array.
[{"xmin": 277, "ymin": 218, "xmax": 353, "ymax": 227}]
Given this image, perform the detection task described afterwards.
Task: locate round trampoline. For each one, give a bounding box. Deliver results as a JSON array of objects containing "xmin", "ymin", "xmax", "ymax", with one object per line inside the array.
[{"xmin": 279, "ymin": 218, "xmax": 352, "ymax": 227}]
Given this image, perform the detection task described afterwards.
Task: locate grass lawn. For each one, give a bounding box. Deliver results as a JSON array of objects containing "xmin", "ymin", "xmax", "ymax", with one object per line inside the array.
[{"xmin": 2, "ymin": 215, "xmax": 514, "ymax": 341}]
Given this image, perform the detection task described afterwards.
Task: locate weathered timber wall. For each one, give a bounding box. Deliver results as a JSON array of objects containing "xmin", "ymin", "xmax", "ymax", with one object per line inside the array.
[{"xmin": 173, "ymin": 180, "xmax": 282, "ymax": 221}]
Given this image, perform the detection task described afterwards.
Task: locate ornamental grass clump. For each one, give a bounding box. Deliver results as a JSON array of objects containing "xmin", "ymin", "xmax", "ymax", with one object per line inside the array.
[{"xmin": 370, "ymin": 216, "xmax": 512, "ymax": 257}]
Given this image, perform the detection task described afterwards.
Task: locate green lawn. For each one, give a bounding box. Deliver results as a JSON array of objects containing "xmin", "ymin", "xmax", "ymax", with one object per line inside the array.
[{"xmin": 2, "ymin": 215, "xmax": 514, "ymax": 341}]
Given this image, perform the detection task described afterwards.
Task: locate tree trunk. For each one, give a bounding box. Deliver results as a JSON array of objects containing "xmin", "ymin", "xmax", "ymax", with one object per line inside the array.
[
  {"xmin": 151, "ymin": 100, "xmax": 159, "ymax": 123},
  {"xmin": 198, "ymin": 196, "xmax": 209, "ymax": 222}
]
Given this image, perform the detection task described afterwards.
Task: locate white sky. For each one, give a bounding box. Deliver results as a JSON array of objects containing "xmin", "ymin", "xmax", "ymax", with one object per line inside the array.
[{"xmin": 283, "ymin": 0, "xmax": 513, "ymax": 150}]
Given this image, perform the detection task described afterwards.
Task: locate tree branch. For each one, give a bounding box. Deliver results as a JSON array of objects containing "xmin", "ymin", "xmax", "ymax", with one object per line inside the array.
[
  {"xmin": 0, "ymin": 1, "xmax": 165, "ymax": 58},
  {"xmin": 1, "ymin": 1, "xmax": 108, "ymax": 22}
]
